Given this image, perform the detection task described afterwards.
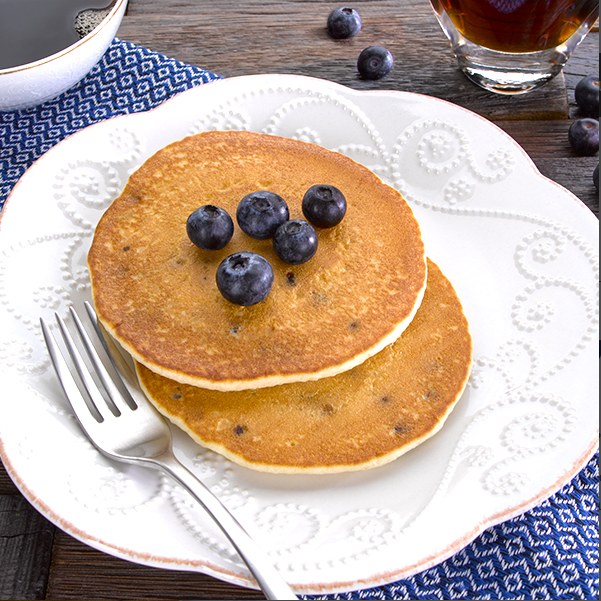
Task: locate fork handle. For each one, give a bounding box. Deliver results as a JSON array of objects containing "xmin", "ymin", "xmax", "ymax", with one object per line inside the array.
[{"xmin": 147, "ymin": 450, "xmax": 298, "ymax": 600}]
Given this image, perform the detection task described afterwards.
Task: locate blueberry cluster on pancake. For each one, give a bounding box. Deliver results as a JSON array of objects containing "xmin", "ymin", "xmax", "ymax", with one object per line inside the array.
[{"xmin": 88, "ymin": 131, "xmax": 427, "ymax": 391}]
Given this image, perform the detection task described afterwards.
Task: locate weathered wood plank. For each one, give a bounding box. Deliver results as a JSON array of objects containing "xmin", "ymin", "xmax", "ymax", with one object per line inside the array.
[
  {"xmin": 0, "ymin": 461, "xmax": 19, "ymax": 495},
  {"xmin": 115, "ymin": 0, "xmax": 571, "ymax": 120},
  {"xmin": 0, "ymin": 495, "xmax": 55, "ymax": 600}
]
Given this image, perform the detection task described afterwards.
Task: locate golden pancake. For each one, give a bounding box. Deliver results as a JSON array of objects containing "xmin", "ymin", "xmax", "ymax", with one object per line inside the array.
[
  {"xmin": 88, "ymin": 131, "xmax": 427, "ymax": 391},
  {"xmin": 135, "ymin": 260, "xmax": 473, "ymax": 473}
]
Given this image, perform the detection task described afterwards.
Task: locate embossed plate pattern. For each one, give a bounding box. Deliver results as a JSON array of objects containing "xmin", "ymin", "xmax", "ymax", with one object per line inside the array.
[{"xmin": 0, "ymin": 74, "xmax": 598, "ymax": 594}]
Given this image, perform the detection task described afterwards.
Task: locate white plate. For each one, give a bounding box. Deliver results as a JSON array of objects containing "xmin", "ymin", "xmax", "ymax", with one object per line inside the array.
[{"xmin": 0, "ymin": 74, "xmax": 598, "ymax": 595}]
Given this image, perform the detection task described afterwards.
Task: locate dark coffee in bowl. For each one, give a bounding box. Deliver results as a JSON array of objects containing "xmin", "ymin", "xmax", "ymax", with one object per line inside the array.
[{"xmin": 0, "ymin": 0, "xmax": 114, "ymax": 70}]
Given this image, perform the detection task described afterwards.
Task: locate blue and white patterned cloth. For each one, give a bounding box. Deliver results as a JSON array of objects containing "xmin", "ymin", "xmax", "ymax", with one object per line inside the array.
[
  {"xmin": 0, "ymin": 39, "xmax": 221, "ymax": 210},
  {"xmin": 0, "ymin": 39, "xmax": 598, "ymax": 600}
]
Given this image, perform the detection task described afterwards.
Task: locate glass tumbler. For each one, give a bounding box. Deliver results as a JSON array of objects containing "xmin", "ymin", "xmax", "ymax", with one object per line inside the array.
[{"xmin": 428, "ymin": 0, "xmax": 599, "ymax": 94}]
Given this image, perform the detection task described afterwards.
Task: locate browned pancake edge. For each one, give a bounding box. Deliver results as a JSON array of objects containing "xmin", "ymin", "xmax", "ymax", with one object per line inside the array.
[
  {"xmin": 89, "ymin": 131, "xmax": 427, "ymax": 391},
  {"xmin": 135, "ymin": 260, "xmax": 473, "ymax": 473}
]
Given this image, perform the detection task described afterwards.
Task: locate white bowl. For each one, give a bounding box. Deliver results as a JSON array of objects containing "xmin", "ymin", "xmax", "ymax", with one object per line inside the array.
[{"xmin": 0, "ymin": 0, "xmax": 128, "ymax": 112}]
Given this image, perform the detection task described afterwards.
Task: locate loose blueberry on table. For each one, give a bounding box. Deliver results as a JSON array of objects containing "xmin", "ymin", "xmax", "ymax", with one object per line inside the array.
[
  {"xmin": 357, "ymin": 45, "xmax": 393, "ymax": 80},
  {"xmin": 216, "ymin": 251, "xmax": 274, "ymax": 306},
  {"xmin": 273, "ymin": 220, "xmax": 319, "ymax": 265},
  {"xmin": 568, "ymin": 118, "xmax": 599, "ymax": 156},
  {"xmin": 186, "ymin": 205, "xmax": 234, "ymax": 250},
  {"xmin": 236, "ymin": 191, "xmax": 289, "ymax": 240},
  {"xmin": 575, "ymin": 75, "xmax": 599, "ymax": 116},
  {"xmin": 302, "ymin": 184, "xmax": 347, "ymax": 228},
  {"xmin": 327, "ymin": 7, "xmax": 362, "ymax": 39}
]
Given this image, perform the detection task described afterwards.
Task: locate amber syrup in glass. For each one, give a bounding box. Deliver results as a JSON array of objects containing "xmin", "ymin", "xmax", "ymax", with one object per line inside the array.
[{"xmin": 438, "ymin": 0, "xmax": 598, "ymax": 53}]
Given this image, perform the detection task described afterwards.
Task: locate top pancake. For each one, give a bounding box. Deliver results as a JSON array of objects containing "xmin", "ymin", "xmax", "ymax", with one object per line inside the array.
[{"xmin": 88, "ymin": 131, "xmax": 427, "ymax": 391}]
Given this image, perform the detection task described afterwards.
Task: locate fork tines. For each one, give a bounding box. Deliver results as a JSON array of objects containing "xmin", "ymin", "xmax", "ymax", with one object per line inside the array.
[{"xmin": 40, "ymin": 304, "xmax": 136, "ymax": 426}]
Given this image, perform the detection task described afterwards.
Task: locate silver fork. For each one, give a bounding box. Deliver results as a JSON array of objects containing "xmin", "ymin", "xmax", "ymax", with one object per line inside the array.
[{"xmin": 40, "ymin": 302, "xmax": 298, "ymax": 601}]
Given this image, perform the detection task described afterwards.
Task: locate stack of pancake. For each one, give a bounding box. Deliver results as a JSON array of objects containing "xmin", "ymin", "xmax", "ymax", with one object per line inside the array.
[{"xmin": 88, "ymin": 131, "xmax": 472, "ymax": 473}]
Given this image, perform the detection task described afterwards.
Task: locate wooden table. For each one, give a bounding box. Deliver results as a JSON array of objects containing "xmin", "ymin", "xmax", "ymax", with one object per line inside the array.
[{"xmin": 1, "ymin": 2, "xmax": 598, "ymax": 600}]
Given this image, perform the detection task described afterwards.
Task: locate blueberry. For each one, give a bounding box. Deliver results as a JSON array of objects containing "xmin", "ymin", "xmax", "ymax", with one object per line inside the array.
[
  {"xmin": 575, "ymin": 75, "xmax": 599, "ymax": 116},
  {"xmin": 568, "ymin": 118, "xmax": 599, "ymax": 156},
  {"xmin": 186, "ymin": 205, "xmax": 234, "ymax": 250},
  {"xmin": 594, "ymin": 163, "xmax": 599, "ymax": 192},
  {"xmin": 236, "ymin": 191, "xmax": 289, "ymax": 240},
  {"xmin": 357, "ymin": 46, "xmax": 393, "ymax": 80},
  {"xmin": 273, "ymin": 220, "xmax": 318, "ymax": 265},
  {"xmin": 302, "ymin": 184, "xmax": 347, "ymax": 228},
  {"xmin": 216, "ymin": 251, "xmax": 274, "ymax": 306},
  {"xmin": 327, "ymin": 7, "xmax": 362, "ymax": 39}
]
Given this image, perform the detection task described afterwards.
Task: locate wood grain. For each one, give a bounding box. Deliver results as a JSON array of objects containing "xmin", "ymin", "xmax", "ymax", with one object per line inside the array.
[
  {"xmin": 116, "ymin": 0, "xmax": 572, "ymax": 120},
  {"xmin": 0, "ymin": 496, "xmax": 55, "ymax": 600}
]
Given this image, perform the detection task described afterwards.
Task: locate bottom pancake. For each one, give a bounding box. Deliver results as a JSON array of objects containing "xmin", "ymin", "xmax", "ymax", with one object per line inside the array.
[{"xmin": 135, "ymin": 260, "xmax": 472, "ymax": 473}]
